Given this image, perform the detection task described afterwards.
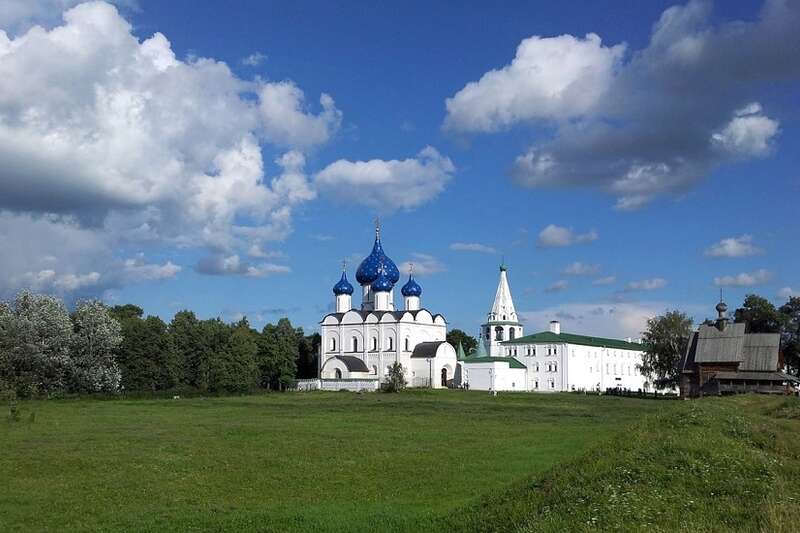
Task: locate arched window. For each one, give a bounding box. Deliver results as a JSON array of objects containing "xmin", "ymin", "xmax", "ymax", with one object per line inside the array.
[
  {"xmin": 509, "ymin": 328, "xmax": 516, "ymax": 340},
  {"xmin": 553, "ymin": 362, "xmax": 558, "ymax": 372},
  {"xmin": 441, "ymin": 367, "xmax": 448, "ymax": 387},
  {"xmin": 388, "ymin": 337, "xmax": 394, "ymax": 351},
  {"xmin": 335, "ymin": 368, "xmax": 342, "ymax": 379},
  {"xmin": 502, "ymin": 314, "xmax": 507, "ymax": 320},
  {"xmin": 405, "ymin": 338, "xmax": 410, "ymax": 351},
  {"xmin": 371, "ymin": 337, "xmax": 377, "ymax": 351},
  {"xmin": 352, "ymin": 336, "xmax": 358, "ymax": 352},
  {"xmin": 495, "ymin": 326, "xmax": 504, "ymax": 341},
  {"xmin": 330, "ymin": 337, "xmax": 336, "ymax": 351}
]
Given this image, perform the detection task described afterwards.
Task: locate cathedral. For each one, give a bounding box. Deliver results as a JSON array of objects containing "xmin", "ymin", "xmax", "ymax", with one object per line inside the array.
[{"xmin": 318, "ymin": 224, "xmax": 457, "ymax": 390}]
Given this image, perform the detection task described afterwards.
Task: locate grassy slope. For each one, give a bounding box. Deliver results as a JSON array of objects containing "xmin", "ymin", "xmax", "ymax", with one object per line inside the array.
[
  {"xmin": 440, "ymin": 395, "xmax": 800, "ymax": 532},
  {"xmin": 0, "ymin": 391, "xmax": 665, "ymax": 532}
]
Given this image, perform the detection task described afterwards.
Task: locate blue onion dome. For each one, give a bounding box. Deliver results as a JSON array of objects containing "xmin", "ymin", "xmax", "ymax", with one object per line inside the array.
[
  {"xmin": 332, "ymin": 271, "xmax": 354, "ymax": 295},
  {"xmin": 401, "ymin": 274, "xmax": 422, "ymax": 297},
  {"xmin": 371, "ymin": 267, "xmax": 394, "ymax": 293},
  {"xmin": 356, "ymin": 233, "xmax": 400, "ymax": 285}
]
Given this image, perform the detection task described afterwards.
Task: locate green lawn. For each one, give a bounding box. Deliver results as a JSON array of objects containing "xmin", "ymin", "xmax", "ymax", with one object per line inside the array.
[
  {"xmin": 441, "ymin": 394, "xmax": 800, "ymax": 532},
  {"xmin": 0, "ymin": 391, "xmax": 669, "ymax": 532}
]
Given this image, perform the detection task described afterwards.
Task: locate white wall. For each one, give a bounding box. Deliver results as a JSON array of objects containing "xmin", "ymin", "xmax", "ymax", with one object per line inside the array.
[
  {"xmin": 504, "ymin": 341, "xmax": 649, "ymax": 392},
  {"xmin": 462, "ymin": 362, "xmax": 527, "ymax": 391}
]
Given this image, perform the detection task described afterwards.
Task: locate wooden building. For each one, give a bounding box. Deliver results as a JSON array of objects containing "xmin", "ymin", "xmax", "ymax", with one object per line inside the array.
[{"xmin": 679, "ymin": 300, "xmax": 798, "ymax": 397}]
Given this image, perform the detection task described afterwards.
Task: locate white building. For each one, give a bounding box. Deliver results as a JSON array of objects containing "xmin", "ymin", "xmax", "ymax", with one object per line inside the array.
[
  {"xmin": 318, "ymin": 224, "xmax": 457, "ymax": 390},
  {"xmin": 460, "ymin": 266, "xmax": 651, "ymax": 392}
]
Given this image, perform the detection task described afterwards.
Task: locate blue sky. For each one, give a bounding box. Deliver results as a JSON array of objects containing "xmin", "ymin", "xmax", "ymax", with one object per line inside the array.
[{"xmin": 0, "ymin": 0, "xmax": 797, "ymax": 338}]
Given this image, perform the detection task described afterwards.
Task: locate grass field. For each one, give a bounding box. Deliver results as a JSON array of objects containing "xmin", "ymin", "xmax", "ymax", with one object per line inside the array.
[
  {"xmin": 2, "ymin": 391, "xmax": 798, "ymax": 532},
  {"xmin": 1, "ymin": 391, "xmax": 668, "ymax": 532},
  {"xmin": 441, "ymin": 394, "xmax": 800, "ymax": 532}
]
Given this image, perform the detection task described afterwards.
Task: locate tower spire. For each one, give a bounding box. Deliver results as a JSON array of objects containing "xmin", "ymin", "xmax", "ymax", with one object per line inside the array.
[{"xmin": 374, "ymin": 216, "xmax": 381, "ymax": 240}]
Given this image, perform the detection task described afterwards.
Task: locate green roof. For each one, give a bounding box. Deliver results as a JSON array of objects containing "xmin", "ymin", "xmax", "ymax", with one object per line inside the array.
[
  {"xmin": 467, "ymin": 340, "xmax": 488, "ymax": 359},
  {"xmin": 461, "ymin": 356, "xmax": 527, "ymax": 369},
  {"xmin": 456, "ymin": 342, "xmax": 467, "ymax": 361},
  {"xmin": 503, "ymin": 331, "xmax": 642, "ymax": 351}
]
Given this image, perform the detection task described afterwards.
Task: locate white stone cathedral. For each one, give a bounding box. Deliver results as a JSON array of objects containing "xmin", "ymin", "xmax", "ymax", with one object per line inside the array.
[{"xmin": 317, "ymin": 223, "xmax": 457, "ymax": 390}]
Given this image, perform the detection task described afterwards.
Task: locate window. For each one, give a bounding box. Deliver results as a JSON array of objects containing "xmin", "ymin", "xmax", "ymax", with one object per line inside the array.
[
  {"xmin": 352, "ymin": 336, "xmax": 359, "ymax": 352},
  {"xmin": 534, "ymin": 380, "xmax": 539, "ymax": 389},
  {"xmin": 335, "ymin": 368, "xmax": 342, "ymax": 379},
  {"xmin": 509, "ymin": 328, "xmax": 516, "ymax": 340},
  {"xmin": 549, "ymin": 379, "xmax": 555, "ymax": 390},
  {"xmin": 534, "ymin": 362, "xmax": 539, "ymax": 372},
  {"xmin": 553, "ymin": 362, "xmax": 558, "ymax": 373},
  {"xmin": 606, "ymin": 363, "xmax": 609, "ymax": 374},
  {"xmin": 613, "ymin": 364, "xmax": 617, "ymax": 375},
  {"xmin": 371, "ymin": 337, "xmax": 377, "ymax": 351},
  {"xmin": 495, "ymin": 326, "xmax": 504, "ymax": 341},
  {"xmin": 388, "ymin": 337, "xmax": 394, "ymax": 351},
  {"xmin": 330, "ymin": 337, "xmax": 336, "ymax": 351},
  {"xmin": 405, "ymin": 338, "xmax": 410, "ymax": 351}
]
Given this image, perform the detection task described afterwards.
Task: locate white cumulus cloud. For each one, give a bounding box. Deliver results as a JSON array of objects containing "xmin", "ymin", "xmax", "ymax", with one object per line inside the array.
[
  {"xmin": 704, "ymin": 234, "xmax": 763, "ymax": 258},
  {"xmin": 714, "ymin": 269, "xmax": 771, "ymax": 287},
  {"xmin": 447, "ymin": 1, "xmax": 799, "ymax": 210},
  {"xmin": 624, "ymin": 278, "xmax": 667, "ymax": 292},
  {"xmin": 537, "ymin": 225, "xmax": 598, "ymax": 248},
  {"xmin": 0, "ymin": 1, "xmax": 338, "ymax": 294},
  {"xmin": 711, "ymin": 103, "xmax": 779, "ymax": 158},
  {"xmin": 563, "ymin": 262, "xmax": 601, "ymax": 276},
  {"xmin": 399, "ymin": 253, "xmax": 446, "ymax": 276},
  {"xmin": 314, "ymin": 146, "xmax": 455, "ymax": 212},
  {"xmin": 257, "ymin": 81, "xmax": 342, "ymax": 149},
  {"xmin": 444, "ymin": 33, "xmax": 625, "ymax": 132}
]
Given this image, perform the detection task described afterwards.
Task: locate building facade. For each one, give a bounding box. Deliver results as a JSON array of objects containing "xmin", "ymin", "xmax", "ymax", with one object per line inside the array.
[
  {"xmin": 679, "ymin": 300, "xmax": 798, "ymax": 396},
  {"xmin": 461, "ymin": 266, "xmax": 650, "ymax": 392},
  {"xmin": 318, "ymin": 224, "xmax": 457, "ymax": 389}
]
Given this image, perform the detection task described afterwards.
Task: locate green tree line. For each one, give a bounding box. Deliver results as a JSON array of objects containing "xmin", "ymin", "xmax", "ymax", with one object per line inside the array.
[{"xmin": 0, "ymin": 291, "xmax": 320, "ymax": 398}]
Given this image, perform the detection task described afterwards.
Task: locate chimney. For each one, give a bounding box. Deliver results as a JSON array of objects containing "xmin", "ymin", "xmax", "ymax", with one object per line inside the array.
[{"xmin": 549, "ymin": 320, "xmax": 560, "ymax": 335}]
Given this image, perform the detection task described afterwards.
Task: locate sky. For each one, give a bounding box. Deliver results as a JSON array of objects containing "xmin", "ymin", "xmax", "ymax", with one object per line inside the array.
[{"xmin": 0, "ymin": 0, "xmax": 798, "ymax": 339}]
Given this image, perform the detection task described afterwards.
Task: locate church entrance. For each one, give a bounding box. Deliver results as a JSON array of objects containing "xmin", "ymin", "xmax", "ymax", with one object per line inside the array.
[{"xmin": 441, "ymin": 367, "xmax": 448, "ymax": 387}]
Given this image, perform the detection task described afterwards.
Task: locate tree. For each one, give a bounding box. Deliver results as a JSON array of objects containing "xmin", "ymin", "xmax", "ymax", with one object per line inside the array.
[
  {"xmin": 296, "ymin": 330, "xmax": 320, "ymax": 379},
  {"xmin": 111, "ymin": 305, "xmax": 179, "ymax": 393},
  {"xmin": 206, "ymin": 319, "xmax": 259, "ymax": 393},
  {"xmin": 0, "ymin": 291, "xmax": 73, "ymax": 397},
  {"xmin": 169, "ymin": 310, "xmax": 205, "ymax": 389},
  {"xmin": 382, "ymin": 361, "xmax": 407, "ymax": 392},
  {"xmin": 69, "ymin": 300, "xmax": 123, "ymax": 393},
  {"xmin": 258, "ymin": 318, "xmax": 298, "ymax": 390},
  {"xmin": 779, "ymin": 297, "xmax": 800, "ymax": 376},
  {"xmin": 447, "ymin": 329, "xmax": 477, "ymax": 355},
  {"xmin": 638, "ymin": 310, "xmax": 693, "ymax": 390},
  {"xmin": 734, "ymin": 294, "xmax": 785, "ymax": 333}
]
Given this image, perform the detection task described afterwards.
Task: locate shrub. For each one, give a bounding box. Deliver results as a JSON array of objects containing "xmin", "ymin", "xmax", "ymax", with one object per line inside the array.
[{"xmin": 382, "ymin": 362, "xmax": 407, "ymax": 393}]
